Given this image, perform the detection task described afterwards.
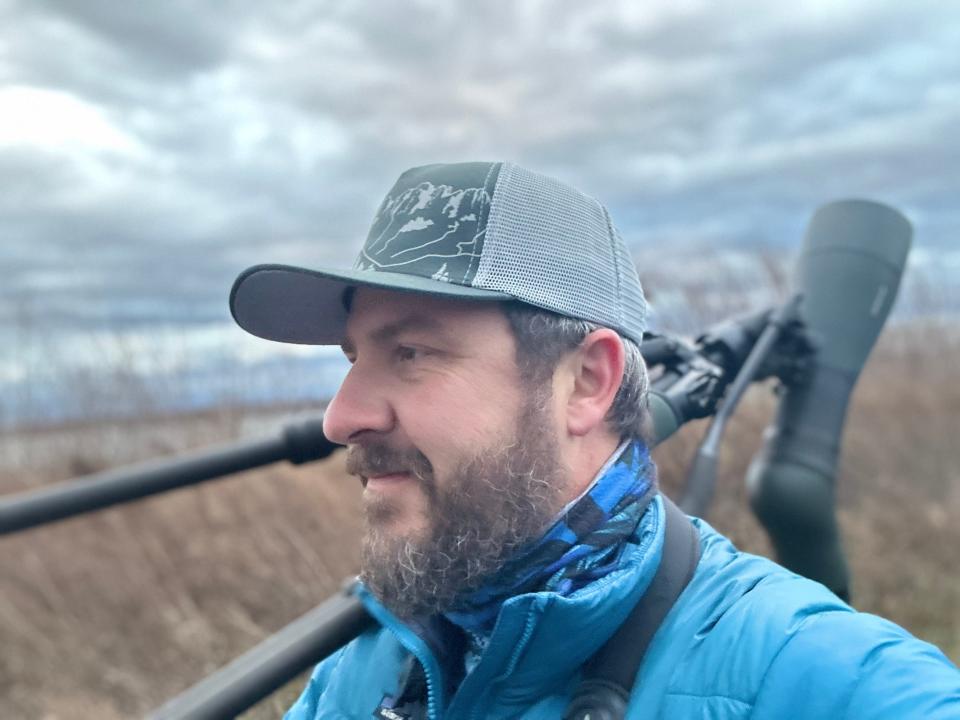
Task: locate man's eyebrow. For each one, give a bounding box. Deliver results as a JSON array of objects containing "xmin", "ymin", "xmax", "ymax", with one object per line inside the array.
[{"xmin": 340, "ymin": 313, "xmax": 448, "ymax": 355}]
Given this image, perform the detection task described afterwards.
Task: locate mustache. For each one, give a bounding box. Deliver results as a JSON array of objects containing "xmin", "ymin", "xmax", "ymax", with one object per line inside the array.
[{"xmin": 345, "ymin": 442, "xmax": 434, "ymax": 483}]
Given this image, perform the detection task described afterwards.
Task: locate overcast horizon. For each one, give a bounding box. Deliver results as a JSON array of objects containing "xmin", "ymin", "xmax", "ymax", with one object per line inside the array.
[{"xmin": 2, "ymin": 1, "xmax": 959, "ymax": 423}]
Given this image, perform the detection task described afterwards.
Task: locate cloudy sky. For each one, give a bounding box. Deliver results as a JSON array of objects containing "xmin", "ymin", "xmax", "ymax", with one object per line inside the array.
[{"xmin": 2, "ymin": 1, "xmax": 959, "ymax": 418}]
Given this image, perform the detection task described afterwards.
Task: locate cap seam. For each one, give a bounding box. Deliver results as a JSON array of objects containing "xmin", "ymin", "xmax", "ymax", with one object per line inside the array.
[
  {"xmin": 474, "ymin": 161, "xmax": 510, "ymax": 290},
  {"xmin": 464, "ymin": 162, "xmax": 501, "ymax": 286},
  {"xmin": 602, "ymin": 203, "xmax": 625, "ymax": 332}
]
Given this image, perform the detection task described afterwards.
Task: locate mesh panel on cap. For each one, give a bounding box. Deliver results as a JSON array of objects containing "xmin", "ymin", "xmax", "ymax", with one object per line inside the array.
[
  {"xmin": 609, "ymin": 220, "xmax": 648, "ymax": 341},
  {"xmin": 474, "ymin": 163, "xmax": 646, "ymax": 344}
]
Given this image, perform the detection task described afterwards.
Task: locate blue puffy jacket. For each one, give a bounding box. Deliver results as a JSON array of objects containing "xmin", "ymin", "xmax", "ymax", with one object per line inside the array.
[{"xmin": 285, "ymin": 496, "xmax": 960, "ymax": 719}]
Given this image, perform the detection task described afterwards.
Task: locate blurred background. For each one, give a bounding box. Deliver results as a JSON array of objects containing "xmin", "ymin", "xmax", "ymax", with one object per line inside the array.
[{"xmin": 1, "ymin": 1, "xmax": 957, "ymax": 717}]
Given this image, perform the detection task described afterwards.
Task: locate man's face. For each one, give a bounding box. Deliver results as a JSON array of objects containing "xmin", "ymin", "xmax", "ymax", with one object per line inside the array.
[{"xmin": 323, "ymin": 288, "xmax": 569, "ymax": 617}]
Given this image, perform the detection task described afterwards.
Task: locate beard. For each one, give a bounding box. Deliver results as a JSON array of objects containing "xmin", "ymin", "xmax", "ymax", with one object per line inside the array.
[{"xmin": 346, "ymin": 395, "xmax": 566, "ymax": 620}]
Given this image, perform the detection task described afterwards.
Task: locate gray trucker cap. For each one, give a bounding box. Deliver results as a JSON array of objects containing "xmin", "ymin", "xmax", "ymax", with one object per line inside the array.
[{"xmin": 230, "ymin": 161, "xmax": 648, "ymax": 346}]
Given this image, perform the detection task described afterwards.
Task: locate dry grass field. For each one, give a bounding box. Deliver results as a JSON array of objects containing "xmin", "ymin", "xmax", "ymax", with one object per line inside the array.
[{"xmin": 1, "ymin": 324, "xmax": 957, "ymax": 718}]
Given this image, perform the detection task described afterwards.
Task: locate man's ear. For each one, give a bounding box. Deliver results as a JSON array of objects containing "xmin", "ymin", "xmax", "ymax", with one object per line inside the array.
[{"xmin": 564, "ymin": 329, "xmax": 624, "ymax": 437}]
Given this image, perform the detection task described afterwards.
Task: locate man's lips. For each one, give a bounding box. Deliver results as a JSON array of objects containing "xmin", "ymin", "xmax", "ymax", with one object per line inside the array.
[{"xmin": 363, "ymin": 471, "xmax": 413, "ymax": 489}]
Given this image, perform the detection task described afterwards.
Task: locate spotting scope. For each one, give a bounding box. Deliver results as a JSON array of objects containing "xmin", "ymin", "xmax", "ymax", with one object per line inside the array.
[
  {"xmin": 746, "ymin": 200, "xmax": 912, "ymax": 600},
  {"xmin": 641, "ymin": 200, "xmax": 911, "ymax": 600}
]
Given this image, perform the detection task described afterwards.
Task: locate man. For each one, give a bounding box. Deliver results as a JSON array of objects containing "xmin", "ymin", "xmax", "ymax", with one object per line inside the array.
[{"xmin": 231, "ymin": 162, "xmax": 959, "ymax": 719}]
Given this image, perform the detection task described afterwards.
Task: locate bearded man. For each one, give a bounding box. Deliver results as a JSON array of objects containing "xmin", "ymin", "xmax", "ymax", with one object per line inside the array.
[{"xmin": 230, "ymin": 162, "xmax": 959, "ymax": 719}]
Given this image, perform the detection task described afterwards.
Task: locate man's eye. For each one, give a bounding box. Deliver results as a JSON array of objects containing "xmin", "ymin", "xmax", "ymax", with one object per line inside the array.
[{"xmin": 395, "ymin": 346, "xmax": 420, "ymax": 362}]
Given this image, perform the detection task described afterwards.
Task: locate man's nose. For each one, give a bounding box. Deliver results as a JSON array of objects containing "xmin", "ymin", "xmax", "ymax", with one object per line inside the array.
[{"xmin": 322, "ymin": 365, "xmax": 394, "ymax": 444}]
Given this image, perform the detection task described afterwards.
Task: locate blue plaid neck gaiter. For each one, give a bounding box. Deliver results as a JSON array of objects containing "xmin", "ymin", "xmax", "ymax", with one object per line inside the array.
[{"xmin": 444, "ymin": 439, "xmax": 658, "ymax": 636}]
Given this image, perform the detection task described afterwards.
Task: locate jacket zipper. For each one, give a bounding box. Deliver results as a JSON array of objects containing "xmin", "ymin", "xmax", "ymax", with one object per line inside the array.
[
  {"xmin": 359, "ymin": 590, "xmax": 446, "ymax": 719},
  {"xmin": 464, "ymin": 602, "xmax": 543, "ymax": 720}
]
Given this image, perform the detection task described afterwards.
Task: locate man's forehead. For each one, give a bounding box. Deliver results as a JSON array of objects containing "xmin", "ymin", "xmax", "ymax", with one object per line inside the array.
[{"xmin": 341, "ymin": 287, "xmax": 510, "ymax": 346}]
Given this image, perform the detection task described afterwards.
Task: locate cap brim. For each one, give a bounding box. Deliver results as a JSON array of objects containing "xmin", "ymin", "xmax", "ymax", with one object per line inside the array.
[{"xmin": 230, "ymin": 263, "xmax": 513, "ymax": 344}]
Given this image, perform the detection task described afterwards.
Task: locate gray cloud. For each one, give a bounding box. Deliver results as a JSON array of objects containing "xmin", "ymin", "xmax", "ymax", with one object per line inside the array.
[{"xmin": 2, "ymin": 0, "xmax": 959, "ymax": 339}]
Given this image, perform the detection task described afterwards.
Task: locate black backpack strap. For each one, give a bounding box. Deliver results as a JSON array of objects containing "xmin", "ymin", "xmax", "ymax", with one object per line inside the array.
[{"xmin": 564, "ymin": 494, "xmax": 701, "ymax": 720}]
